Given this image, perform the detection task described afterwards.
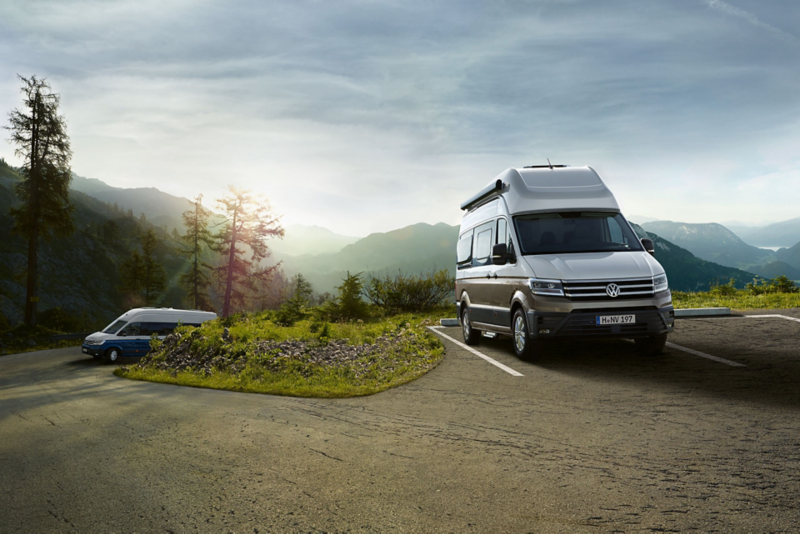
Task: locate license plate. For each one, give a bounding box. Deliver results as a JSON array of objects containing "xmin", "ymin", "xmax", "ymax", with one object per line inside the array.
[
  {"xmin": 82, "ymin": 348, "xmax": 88, "ymax": 353},
  {"xmin": 597, "ymin": 314, "xmax": 635, "ymax": 325}
]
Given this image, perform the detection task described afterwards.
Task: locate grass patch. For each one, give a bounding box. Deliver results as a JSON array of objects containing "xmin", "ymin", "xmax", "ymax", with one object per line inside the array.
[
  {"xmin": 115, "ymin": 311, "xmax": 446, "ymax": 398},
  {"xmin": 673, "ymin": 290, "xmax": 800, "ymax": 310}
]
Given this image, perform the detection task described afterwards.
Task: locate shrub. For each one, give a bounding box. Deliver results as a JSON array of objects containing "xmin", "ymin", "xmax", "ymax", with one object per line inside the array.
[
  {"xmin": 746, "ymin": 275, "xmax": 799, "ymax": 295},
  {"xmin": 275, "ymin": 274, "xmax": 314, "ymax": 326},
  {"xmin": 313, "ymin": 271, "xmax": 370, "ymax": 322},
  {"xmin": 38, "ymin": 307, "xmax": 84, "ymax": 332},
  {"xmin": 709, "ymin": 278, "xmax": 737, "ymax": 296},
  {"xmin": 365, "ymin": 269, "xmax": 455, "ymax": 313}
]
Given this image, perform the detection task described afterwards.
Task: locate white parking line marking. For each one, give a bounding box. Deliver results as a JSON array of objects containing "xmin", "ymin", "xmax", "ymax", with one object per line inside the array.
[
  {"xmin": 744, "ymin": 314, "xmax": 800, "ymax": 324},
  {"xmin": 665, "ymin": 342, "xmax": 746, "ymax": 367},
  {"xmin": 427, "ymin": 326, "xmax": 524, "ymax": 377}
]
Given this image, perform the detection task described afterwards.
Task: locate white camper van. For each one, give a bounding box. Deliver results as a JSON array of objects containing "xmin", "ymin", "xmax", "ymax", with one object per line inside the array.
[
  {"xmin": 455, "ymin": 165, "xmax": 673, "ymax": 360},
  {"xmin": 82, "ymin": 308, "xmax": 217, "ymax": 364}
]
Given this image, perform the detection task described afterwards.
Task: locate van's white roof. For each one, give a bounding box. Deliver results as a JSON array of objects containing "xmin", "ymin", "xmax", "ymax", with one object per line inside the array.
[{"xmin": 485, "ymin": 166, "xmax": 619, "ymax": 215}]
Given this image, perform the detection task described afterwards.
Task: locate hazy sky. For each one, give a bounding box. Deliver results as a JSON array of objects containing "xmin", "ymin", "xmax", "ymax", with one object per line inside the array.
[{"xmin": 1, "ymin": 0, "xmax": 798, "ymax": 236}]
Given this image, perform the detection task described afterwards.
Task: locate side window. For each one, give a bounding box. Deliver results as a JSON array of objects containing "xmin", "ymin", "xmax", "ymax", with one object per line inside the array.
[
  {"xmin": 497, "ymin": 217, "xmax": 516, "ymax": 259},
  {"xmin": 457, "ymin": 230, "xmax": 473, "ymax": 268},
  {"xmin": 121, "ymin": 322, "xmax": 141, "ymax": 336},
  {"xmin": 497, "ymin": 219, "xmax": 506, "ymax": 248},
  {"xmin": 472, "ymin": 222, "xmax": 494, "ymax": 266}
]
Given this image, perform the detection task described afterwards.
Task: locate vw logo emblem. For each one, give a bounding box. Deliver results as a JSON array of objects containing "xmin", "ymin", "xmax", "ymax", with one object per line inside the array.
[{"xmin": 606, "ymin": 283, "xmax": 621, "ymax": 298}]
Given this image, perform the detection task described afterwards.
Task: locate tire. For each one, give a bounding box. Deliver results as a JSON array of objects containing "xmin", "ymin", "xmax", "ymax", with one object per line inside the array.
[
  {"xmin": 461, "ymin": 305, "xmax": 481, "ymax": 346},
  {"xmin": 635, "ymin": 334, "xmax": 667, "ymax": 356},
  {"xmin": 103, "ymin": 347, "xmax": 121, "ymax": 364},
  {"xmin": 512, "ymin": 308, "xmax": 541, "ymax": 362}
]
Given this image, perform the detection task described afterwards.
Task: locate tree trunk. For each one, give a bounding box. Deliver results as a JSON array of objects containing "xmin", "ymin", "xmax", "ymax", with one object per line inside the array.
[
  {"xmin": 24, "ymin": 227, "xmax": 39, "ymax": 326},
  {"xmin": 222, "ymin": 211, "xmax": 238, "ymax": 317},
  {"xmin": 193, "ymin": 206, "xmax": 199, "ymax": 309}
]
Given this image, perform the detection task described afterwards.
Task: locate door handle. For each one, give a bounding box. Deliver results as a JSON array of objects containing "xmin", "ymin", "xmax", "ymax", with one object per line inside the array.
[
  {"xmin": 493, "ymin": 273, "xmax": 498, "ymax": 279},
  {"xmin": 486, "ymin": 273, "xmax": 491, "ymax": 279}
]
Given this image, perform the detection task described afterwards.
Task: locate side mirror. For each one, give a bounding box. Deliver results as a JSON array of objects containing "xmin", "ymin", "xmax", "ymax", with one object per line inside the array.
[
  {"xmin": 492, "ymin": 243, "xmax": 514, "ymax": 265},
  {"xmin": 118, "ymin": 331, "xmax": 127, "ymax": 337},
  {"xmin": 641, "ymin": 238, "xmax": 655, "ymax": 257}
]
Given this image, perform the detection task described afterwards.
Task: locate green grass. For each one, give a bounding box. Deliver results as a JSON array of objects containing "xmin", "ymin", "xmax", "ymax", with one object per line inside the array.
[
  {"xmin": 673, "ymin": 290, "xmax": 800, "ymax": 310},
  {"xmin": 115, "ymin": 311, "xmax": 446, "ymax": 398}
]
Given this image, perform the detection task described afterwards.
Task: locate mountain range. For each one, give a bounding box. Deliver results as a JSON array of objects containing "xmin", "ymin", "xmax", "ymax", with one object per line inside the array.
[{"xmin": 1, "ymin": 160, "xmax": 798, "ymax": 328}]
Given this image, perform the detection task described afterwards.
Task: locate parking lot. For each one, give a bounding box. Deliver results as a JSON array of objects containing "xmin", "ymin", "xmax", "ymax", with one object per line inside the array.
[{"xmin": 1, "ymin": 310, "xmax": 799, "ymax": 532}]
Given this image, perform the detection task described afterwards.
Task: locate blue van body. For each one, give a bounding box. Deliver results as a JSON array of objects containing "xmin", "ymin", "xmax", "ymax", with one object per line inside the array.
[{"xmin": 82, "ymin": 308, "xmax": 217, "ymax": 363}]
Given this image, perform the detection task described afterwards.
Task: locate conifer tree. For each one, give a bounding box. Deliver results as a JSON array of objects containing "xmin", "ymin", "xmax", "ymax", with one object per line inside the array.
[
  {"xmin": 213, "ymin": 187, "xmax": 283, "ymax": 317},
  {"xmin": 5, "ymin": 75, "xmax": 73, "ymax": 325},
  {"xmin": 141, "ymin": 228, "xmax": 166, "ymax": 306},
  {"xmin": 179, "ymin": 195, "xmax": 214, "ymax": 310},
  {"xmin": 119, "ymin": 250, "xmax": 144, "ymax": 304}
]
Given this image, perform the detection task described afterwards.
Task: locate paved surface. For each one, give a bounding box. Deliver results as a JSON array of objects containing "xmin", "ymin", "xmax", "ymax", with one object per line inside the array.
[{"xmin": 2, "ymin": 310, "xmax": 800, "ymax": 532}]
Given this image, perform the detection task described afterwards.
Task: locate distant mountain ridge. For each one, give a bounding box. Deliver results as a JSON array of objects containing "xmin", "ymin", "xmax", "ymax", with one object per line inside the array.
[
  {"xmin": 641, "ymin": 220, "xmax": 774, "ymax": 270},
  {"xmin": 738, "ymin": 217, "xmax": 800, "ymax": 248}
]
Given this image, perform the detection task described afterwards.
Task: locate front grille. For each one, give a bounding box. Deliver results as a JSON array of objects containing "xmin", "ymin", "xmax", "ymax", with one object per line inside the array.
[{"xmin": 563, "ymin": 278, "xmax": 654, "ymax": 301}]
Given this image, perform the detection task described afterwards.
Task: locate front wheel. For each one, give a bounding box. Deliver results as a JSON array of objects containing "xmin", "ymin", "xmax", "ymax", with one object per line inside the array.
[
  {"xmin": 512, "ymin": 309, "xmax": 541, "ymax": 361},
  {"xmin": 635, "ymin": 334, "xmax": 667, "ymax": 356},
  {"xmin": 462, "ymin": 305, "xmax": 481, "ymax": 346},
  {"xmin": 103, "ymin": 347, "xmax": 121, "ymax": 364}
]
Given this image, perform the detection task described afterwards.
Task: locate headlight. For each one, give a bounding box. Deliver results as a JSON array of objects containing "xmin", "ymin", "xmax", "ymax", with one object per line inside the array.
[
  {"xmin": 653, "ymin": 274, "xmax": 668, "ymax": 293},
  {"xmin": 84, "ymin": 339, "xmax": 103, "ymax": 346},
  {"xmin": 528, "ymin": 278, "xmax": 565, "ymax": 297}
]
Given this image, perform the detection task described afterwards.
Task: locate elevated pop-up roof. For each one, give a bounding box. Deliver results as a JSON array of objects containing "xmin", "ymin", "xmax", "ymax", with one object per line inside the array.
[{"xmin": 461, "ymin": 166, "xmax": 619, "ymax": 215}]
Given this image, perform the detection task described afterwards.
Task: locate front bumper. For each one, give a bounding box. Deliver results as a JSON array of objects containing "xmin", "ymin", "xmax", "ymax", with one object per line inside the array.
[
  {"xmin": 81, "ymin": 344, "xmax": 104, "ymax": 356},
  {"xmin": 528, "ymin": 306, "xmax": 674, "ymax": 339}
]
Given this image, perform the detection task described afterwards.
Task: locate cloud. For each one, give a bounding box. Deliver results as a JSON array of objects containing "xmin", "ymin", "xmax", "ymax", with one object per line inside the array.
[
  {"xmin": 705, "ymin": 0, "xmax": 800, "ymax": 47},
  {"xmin": 1, "ymin": 1, "xmax": 799, "ymax": 233}
]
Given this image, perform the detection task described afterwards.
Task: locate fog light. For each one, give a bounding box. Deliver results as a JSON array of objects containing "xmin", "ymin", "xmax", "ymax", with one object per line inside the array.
[{"xmin": 538, "ymin": 329, "xmax": 550, "ymax": 334}]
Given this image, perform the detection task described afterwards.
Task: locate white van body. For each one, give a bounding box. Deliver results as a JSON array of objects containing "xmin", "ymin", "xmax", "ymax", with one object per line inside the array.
[
  {"xmin": 455, "ymin": 165, "xmax": 674, "ymax": 360},
  {"xmin": 82, "ymin": 308, "xmax": 217, "ymax": 363}
]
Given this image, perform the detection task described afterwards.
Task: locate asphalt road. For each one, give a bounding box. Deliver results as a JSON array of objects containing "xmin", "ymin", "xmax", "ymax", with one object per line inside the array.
[{"xmin": 2, "ymin": 310, "xmax": 800, "ymax": 532}]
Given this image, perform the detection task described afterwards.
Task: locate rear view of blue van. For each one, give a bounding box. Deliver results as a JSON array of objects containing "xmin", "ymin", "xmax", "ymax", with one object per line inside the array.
[{"xmin": 82, "ymin": 308, "xmax": 217, "ymax": 364}]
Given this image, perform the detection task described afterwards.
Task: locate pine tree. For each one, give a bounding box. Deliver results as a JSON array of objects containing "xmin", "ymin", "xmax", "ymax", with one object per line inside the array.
[
  {"xmin": 5, "ymin": 75, "xmax": 74, "ymax": 325},
  {"xmin": 178, "ymin": 195, "xmax": 214, "ymax": 310},
  {"xmin": 213, "ymin": 187, "xmax": 284, "ymax": 317},
  {"xmin": 120, "ymin": 250, "xmax": 144, "ymax": 305},
  {"xmin": 141, "ymin": 228, "xmax": 166, "ymax": 306}
]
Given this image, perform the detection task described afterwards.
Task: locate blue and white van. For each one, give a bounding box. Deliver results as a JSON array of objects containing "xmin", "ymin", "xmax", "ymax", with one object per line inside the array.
[{"xmin": 82, "ymin": 308, "xmax": 217, "ymax": 364}]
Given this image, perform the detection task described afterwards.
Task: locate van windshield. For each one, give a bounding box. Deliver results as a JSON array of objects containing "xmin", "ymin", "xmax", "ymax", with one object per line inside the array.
[
  {"xmin": 514, "ymin": 212, "xmax": 643, "ymax": 255},
  {"xmin": 102, "ymin": 320, "xmax": 127, "ymax": 334}
]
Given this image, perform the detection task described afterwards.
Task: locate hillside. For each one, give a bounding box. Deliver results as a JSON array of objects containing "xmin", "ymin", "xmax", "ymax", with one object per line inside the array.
[
  {"xmin": 641, "ymin": 220, "xmax": 773, "ymax": 270},
  {"xmin": 776, "ymin": 241, "xmax": 800, "ymax": 271},
  {"xmin": 279, "ymin": 223, "xmax": 458, "ymax": 294},
  {"xmin": 751, "ymin": 261, "xmax": 800, "ymax": 281},
  {"xmin": 0, "ymin": 164, "xmax": 192, "ymax": 328},
  {"xmin": 70, "ymin": 172, "xmax": 196, "ymax": 231},
  {"xmin": 269, "ymin": 225, "xmax": 359, "ymax": 257},
  {"xmin": 631, "ymin": 225, "xmax": 756, "ymax": 290},
  {"xmin": 278, "ymin": 220, "xmax": 757, "ymax": 295},
  {"xmin": 740, "ymin": 217, "xmax": 800, "ymax": 248}
]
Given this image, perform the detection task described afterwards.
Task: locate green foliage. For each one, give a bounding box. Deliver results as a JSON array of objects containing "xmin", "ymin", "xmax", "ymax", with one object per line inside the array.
[
  {"xmin": 709, "ymin": 278, "xmax": 738, "ymax": 296},
  {"xmin": 5, "ymin": 75, "xmax": 75, "ymax": 325},
  {"xmin": 0, "ymin": 310, "xmax": 9, "ymax": 332},
  {"xmin": 274, "ymin": 273, "xmax": 314, "ymax": 326},
  {"xmin": 178, "ymin": 195, "xmax": 214, "ymax": 310},
  {"xmin": 314, "ymin": 271, "xmax": 370, "ymax": 321},
  {"xmin": 119, "ymin": 249, "xmax": 144, "ymax": 301},
  {"xmin": 37, "ymin": 306, "xmax": 85, "ymax": 332},
  {"xmin": 365, "ymin": 269, "xmax": 454, "ymax": 312},
  {"xmin": 116, "ymin": 311, "xmax": 445, "ymax": 398},
  {"xmin": 141, "ymin": 228, "xmax": 167, "ymax": 305},
  {"xmin": 745, "ymin": 275, "xmax": 799, "ymax": 295}
]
